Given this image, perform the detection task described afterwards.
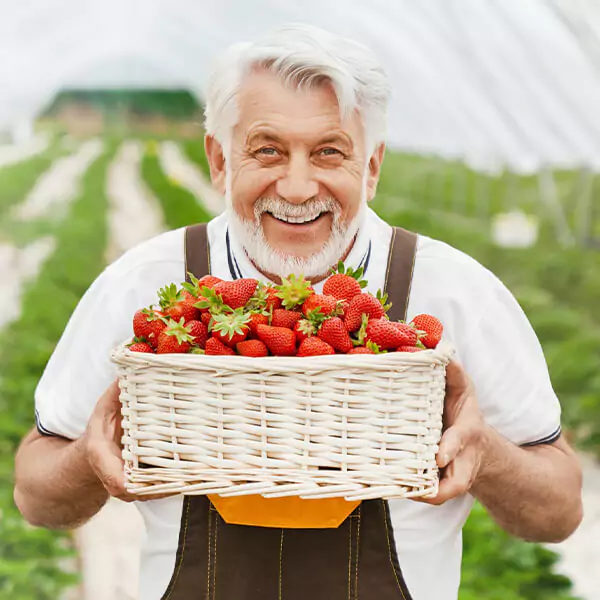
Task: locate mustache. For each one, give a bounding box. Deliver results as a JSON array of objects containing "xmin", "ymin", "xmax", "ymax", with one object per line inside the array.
[{"xmin": 253, "ymin": 197, "xmax": 341, "ymax": 220}]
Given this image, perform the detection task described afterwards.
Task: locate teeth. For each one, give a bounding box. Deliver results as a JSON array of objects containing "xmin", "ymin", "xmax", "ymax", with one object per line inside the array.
[{"xmin": 271, "ymin": 212, "xmax": 323, "ymax": 224}]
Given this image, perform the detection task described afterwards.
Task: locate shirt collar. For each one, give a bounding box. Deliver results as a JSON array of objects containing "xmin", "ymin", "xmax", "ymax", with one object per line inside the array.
[{"xmin": 225, "ymin": 211, "xmax": 373, "ymax": 291}]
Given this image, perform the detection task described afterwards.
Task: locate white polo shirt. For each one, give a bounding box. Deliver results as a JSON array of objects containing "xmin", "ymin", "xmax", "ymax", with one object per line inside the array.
[{"xmin": 35, "ymin": 207, "xmax": 561, "ymax": 600}]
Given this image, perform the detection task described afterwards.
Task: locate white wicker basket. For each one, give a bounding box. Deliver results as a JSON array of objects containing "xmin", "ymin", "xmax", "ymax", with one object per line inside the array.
[{"xmin": 110, "ymin": 342, "xmax": 453, "ymax": 501}]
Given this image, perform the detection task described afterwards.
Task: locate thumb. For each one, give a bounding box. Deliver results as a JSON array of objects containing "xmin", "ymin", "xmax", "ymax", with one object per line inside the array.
[{"xmin": 437, "ymin": 427, "xmax": 464, "ymax": 468}]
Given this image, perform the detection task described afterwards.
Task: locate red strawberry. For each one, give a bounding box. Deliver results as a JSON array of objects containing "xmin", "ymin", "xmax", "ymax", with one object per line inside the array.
[
  {"xmin": 166, "ymin": 302, "xmax": 199, "ymax": 323},
  {"xmin": 347, "ymin": 346, "xmax": 375, "ymax": 355},
  {"xmin": 293, "ymin": 318, "xmax": 317, "ymax": 343},
  {"xmin": 133, "ymin": 308, "xmax": 167, "ymax": 348},
  {"xmin": 265, "ymin": 287, "xmax": 282, "ymax": 311},
  {"xmin": 389, "ymin": 322, "xmax": 419, "ymax": 347},
  {"xmin": 205, "ymin": 337, "xmax": 236, "ymax": 355},
  {"xmin": 397, "ymin": 345, "xmax": 423, "ymax": 353},
  {"xmin": 344, "ymin": 293, "xmax": 386, "ymax": 332},
  {"xmin": 185, "ymin": 319, "xmax": 208, "ymax": 349},
  {"xmin": 211, "ymin": 309, "xmax": 250, "ymax": 347},
  {"xmin": 201, "ymin": 312, "xmax": 212, "ymax": 327},
  {"xmin": 323, "ymin": 261, "xmax": 367, "ymax": 302},
  {"xmin": 236, "ymin": 339, "xmax": 269, "ymax": 357},
  {"xmin": 197, "ymin": 275, "xmax": 222, "ymax": 289},
  {"xmin": 364, "ymin": 318, "xmax": 405, "ymax": 351},
  {"xmin": 158, "ymin": 283, "xmax": 199, "ymax": 323},
  {"xmin": 271, "ymin": 308, "xmax": 302, "ymax": 329},
  {"xmin": 247, "ymin": 312, "xmax": 269, "ymax": 337},
  {"xmin": 297, "ymin": 337, "xmax": 335, "ymax": 357},
  {"xmin": 156, "ymin": 319, "xmax": 194, "ymax": 354},
  {"xmin": 212, "ymin": 278, "xmax": 258, "ymax": 310},
  {"xmin": 317, "ymin": 317, "xmax": 353, "ymax": 353},
  {"xmin": 410, "ymin": 314, "xmax": 443, "ymax": 349},
  {"xmin": 256, "ymin": 324, "xmax": 296, "ymax": 356},
  {"xmin": 128, "ymin": 342, "xmax": 154, "ymax": 353},
  {"xmin": 301, "ymin": 294, "xmax": 340, "ymax": 318}
]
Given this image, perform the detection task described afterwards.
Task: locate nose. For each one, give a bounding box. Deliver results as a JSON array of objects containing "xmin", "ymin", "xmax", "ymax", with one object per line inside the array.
[{"xmin": 275, "ymin": 153, "xmax": 319, "ymax": 204}]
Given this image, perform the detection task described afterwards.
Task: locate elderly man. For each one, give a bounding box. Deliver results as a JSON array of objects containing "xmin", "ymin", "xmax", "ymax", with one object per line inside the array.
[{"xmin": 14, "ymin": 24, "xmax": 582, "ymax": 600}]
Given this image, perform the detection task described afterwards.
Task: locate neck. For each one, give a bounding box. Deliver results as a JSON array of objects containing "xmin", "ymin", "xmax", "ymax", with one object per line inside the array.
[{"xmin": 247, "ymin": 234, "xmax": 357, "ymax": 286}]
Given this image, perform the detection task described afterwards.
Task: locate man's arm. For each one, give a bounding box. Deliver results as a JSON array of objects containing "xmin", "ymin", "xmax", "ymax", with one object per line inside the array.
[
  {"xmin": 14, "ymin": 430, "xmax": 108, "ymax": 530},
  {"xmin": 14, "ymin": 381, "xmax": 143, "ymax": 530},
  {"xmin": 421, "ymin": 361, "xmax": 583, "ymax": 544}
]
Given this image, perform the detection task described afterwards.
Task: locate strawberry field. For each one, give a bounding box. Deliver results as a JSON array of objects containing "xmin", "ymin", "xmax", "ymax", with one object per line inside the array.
[{"xmin": 0, "ymin": 133, "xmax": 596, "ymax": 599}]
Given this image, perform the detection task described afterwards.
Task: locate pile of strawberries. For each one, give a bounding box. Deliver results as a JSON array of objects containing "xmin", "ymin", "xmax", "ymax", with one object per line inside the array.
[{"xmin": 129, "ymin": 263, "xmax": 443, "ymax": 357}]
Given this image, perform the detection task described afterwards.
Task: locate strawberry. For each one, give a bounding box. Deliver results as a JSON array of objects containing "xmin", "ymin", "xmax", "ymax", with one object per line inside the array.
[
  {"xmin": 410, "ymin": 314, "xmax": 443, "ymax": 349},
  {"xmin": 182, "ymin": 273, "xmax": 222, "ymax": 297},
  {"xmin": 156, "ymin": 318, "xmax": 194, "ymax": 354},
  {"xmin": 133, "ymin": 308, "xmax": 167, "ymax": 348},
  {"xmin": 246, "ymin": 282, "xmax": 283, "ymax": 313},
  {"xmin": 344, "ymin": 292, "xmax": 388, "ymax": 332},
  {"xmin": 205, "ymin": 337, "xmax": 236, "ymax": 355},
  {"xmin": 256, "ymin": 324, "xmax": 297, "ymax": 356},
  {"xmin": 247, "ymin": 312, "xmax": 269, "ymax": 337},
  {"xmin": 185, "ymin": 319, "xmax": 208, "ymax": 349},
  {"xmin": 389, "ymin": 322, "xmax": 419, "ymax": 347},
  {"xmin": 347, "ymin": 346, "xmax": 375, "ymax": 354},
  {"xmin": 212, "ymin": 278, "xmax": 258, "ymax": 310},
  {"xmin": 158, "ymin": 283, "xmax": 199, "ymax": 323},
  {"xmin": 317, "ymin": 317, "xmax": 353, "ymax": 353},
  {"xmin": 275, "ymin": 274, "xmax": 313, "ymax": 309},
  {"xmin": 397, "ymin": 345, "xmax": 423, "ymax": 353},
  {"xmin": 363, "ymin": 317, "xmax": 405, "ymax": 351},
  {"xmin": 297, "ymin": 337, "xmax": 335, "ymax": 357},
  {"xmin": 271, "ymin": 308, "xmax": 302, "ymax": 329},
  {"xmin": 211, "ymin": 309, "xmax": 250, "ymax": 347},
  {"xmin": 301, "ymin": 294, "xmax": 341, "ymax": 318},
  {"xmin": 128, "ymin": 342, "xmax": 154, "ymax": 353},
  {"xmin": 265, "ymin": 286, "xmax": 283, "ymax": 311},
  {"xmin": 323, "ymin": 261, "xmax": 367, "ymax": 302},
  {"xmin": 293, "ymin": 318, "xmax": 317, "ymax": 343},
  {"xmin": 236, "ymin": 339, "xmax": 269, "ymax": 357},
  {"xmin": 201, "ymin": 312, "xmax": 212, "ymax": 327}
]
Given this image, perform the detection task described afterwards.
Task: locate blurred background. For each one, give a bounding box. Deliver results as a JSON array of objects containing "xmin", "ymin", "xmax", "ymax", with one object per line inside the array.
[{"xmin": 1, "ymin": 1, "xmax": 599, "ymax": 599}]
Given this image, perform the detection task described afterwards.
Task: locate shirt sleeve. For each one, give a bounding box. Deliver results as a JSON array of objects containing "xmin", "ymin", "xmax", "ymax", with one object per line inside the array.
[
  {"xmin": 34, "ymin": 263, "xmax": 137, "ymax": 440},
  {"xmin": 454, "ymin": 270, "xmax": 561, "ymax": 447}
]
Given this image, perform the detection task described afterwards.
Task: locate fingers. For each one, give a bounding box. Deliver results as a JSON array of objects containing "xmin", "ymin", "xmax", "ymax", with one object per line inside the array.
[
  {"xmin": 436, "ymin": 427, "xmax": 464, "ymax": 468},
  {"xmin": 420, "ymin": 451, "xmax": 476, "ymax": 506}
]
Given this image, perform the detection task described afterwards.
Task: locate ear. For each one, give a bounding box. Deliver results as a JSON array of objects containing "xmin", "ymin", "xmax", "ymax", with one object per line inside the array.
[
  {"xmin": 204, "ymin": 135, "xmax": 226, "ymax": 195},
  {"xmin": 365, "ymin": 143, "xmax": 385, "ymax": 202}
]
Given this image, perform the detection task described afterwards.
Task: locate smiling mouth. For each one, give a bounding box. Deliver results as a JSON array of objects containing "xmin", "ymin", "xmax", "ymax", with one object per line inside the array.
[{"xmin": 266, "ymin": 211, "xmax": 327, "ymax": 225}]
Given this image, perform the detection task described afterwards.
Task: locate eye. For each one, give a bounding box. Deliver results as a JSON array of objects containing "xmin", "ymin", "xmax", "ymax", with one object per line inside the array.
[
  {"xmin": 318, "ymin": 147, "xmax": 343, "ymax": 157},
  {"xmin": 256, "ymin": 147, "xmax": 279, "ymax": 156}
]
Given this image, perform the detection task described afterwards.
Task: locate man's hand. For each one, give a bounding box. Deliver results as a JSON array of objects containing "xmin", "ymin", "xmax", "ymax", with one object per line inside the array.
[
  {"xmin": 419, "ymin": 360, "xmax": 488, "ymax": 505},
  {"xmin": 82, "ymin": 380, "xmax": 172, "ymax": 503}
]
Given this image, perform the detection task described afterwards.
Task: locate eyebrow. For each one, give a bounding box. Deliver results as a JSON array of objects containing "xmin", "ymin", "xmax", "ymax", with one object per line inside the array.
[{"xmin": 246, "ymin": 131, "xmax": 353, "ymax": 149}]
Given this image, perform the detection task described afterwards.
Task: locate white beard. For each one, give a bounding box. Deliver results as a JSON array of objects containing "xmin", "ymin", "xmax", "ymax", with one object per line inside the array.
[{"xmin": 226, "ymin": 185, "xmax": 367, "ymax": 280}]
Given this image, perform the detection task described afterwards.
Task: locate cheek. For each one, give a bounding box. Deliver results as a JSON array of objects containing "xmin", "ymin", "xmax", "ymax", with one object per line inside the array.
[{"xmin": 230, "ymin": 166, "xmax": 277, "ymax": 219}]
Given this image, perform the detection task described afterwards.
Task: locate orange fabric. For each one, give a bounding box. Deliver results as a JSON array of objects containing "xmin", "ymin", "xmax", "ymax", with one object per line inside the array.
[{"xmin": 208, "ymin": 494, "xmax": 360, "ymax": 529}]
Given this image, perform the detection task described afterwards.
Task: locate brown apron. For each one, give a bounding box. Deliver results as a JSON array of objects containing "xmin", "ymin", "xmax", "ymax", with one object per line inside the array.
[{"xmin": 161, "ymin": 224, "xmax": 417, "ymax": 600}]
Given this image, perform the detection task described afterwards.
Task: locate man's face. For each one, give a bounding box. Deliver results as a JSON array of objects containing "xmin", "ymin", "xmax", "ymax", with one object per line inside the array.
[{"xmin": 206, "ymin": 70, "xmax": 384, "ymax": 278}]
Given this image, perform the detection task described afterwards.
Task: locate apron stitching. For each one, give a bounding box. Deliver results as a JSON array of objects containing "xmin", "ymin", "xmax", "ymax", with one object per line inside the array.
[
  {"xmin": 212, "ymin": 513, "xmax": 218, "ymax": 600},
  {"xmin": 347, "ymin": 518, "xmax": 352, "ymax": 600},
  {"xmin": 278, "ymin": 529, "xmax": 284, "ymax": 600},
  {"xmin": 354, "ymin": 506, "xmax": 362, "ymax": 600},
  {"xmin": 207, "ymin": 503, "xmax": 213, "ymax": 600},
  {"xmin": 163, "ymin": 497, "xmax": 191, "ymax": 600},
  {"xmin": 382, "ymin": 500, "xmax": 406, "ymax": 600}
]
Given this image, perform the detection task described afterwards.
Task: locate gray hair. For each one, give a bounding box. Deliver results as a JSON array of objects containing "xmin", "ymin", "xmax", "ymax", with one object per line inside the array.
[{"xmin": 204, "ymin": 23, "xmax": 391, "ymax": 155}]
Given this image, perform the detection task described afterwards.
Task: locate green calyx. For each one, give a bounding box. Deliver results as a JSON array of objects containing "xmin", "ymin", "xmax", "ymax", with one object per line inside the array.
[
  {"xmin": 331, "ymin": 260, "xmax": 367, "ymax": 288},
  {"xmin": 245, "ymin": 281, "xmax": 272, "ymax": 313},
  {"xmin": 375, "ymin": 289, "xmax": 392, "ymax": 314},
  {"xmin": 275, "ymin": 273, "xmax": 313, "ymax": 309},
  {"xmin": 181, "ymin": 272, "xmax": 201, "ymax": 297},
  {"xmin": 353, "ymin": 313, "xmax": 371, "ymax": 346},
  {"xmin": 211, "ymin": 309, "xmax": 250, "ymax": 340},
  {"xmin": 366, "ymin": 340, "xmax": 384, "ymax": 354},
  {"xmin": 158, "ymin": 283, "xmax": 182, "ymax": 309},
  {"xmin": 163, "ymin": 318, "xmax": 194, "ymax": 344},
  {"xmin": 194, "ymin": 286, "xmax": 230, "ymax": 314}
]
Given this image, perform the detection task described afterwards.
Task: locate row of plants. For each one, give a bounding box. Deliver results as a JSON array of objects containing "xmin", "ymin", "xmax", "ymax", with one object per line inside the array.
[
  {"xmin": 0, "ymin": 146, "xmax": 114, "ymax": 599},
  {"xmin": 141, "ymin": 140, "xmax": 213, "ymax": 228}
]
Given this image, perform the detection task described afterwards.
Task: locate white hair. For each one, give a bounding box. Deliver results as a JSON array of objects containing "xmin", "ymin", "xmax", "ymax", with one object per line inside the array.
[{"xmin": 204, "ymin": 23, "xmax": 391, "ymax": 155}]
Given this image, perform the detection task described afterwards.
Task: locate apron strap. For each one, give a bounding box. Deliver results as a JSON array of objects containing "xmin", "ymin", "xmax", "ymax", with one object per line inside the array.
[
  {"xmin": 384, "ymin": 226, "xmax": 418, "ymax": 322},
  {"xmin": 184, "ymin": 222, "xmax": 210, "ymax": 281}
]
